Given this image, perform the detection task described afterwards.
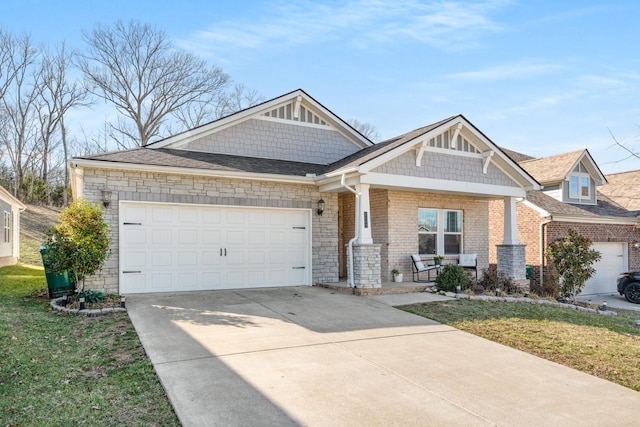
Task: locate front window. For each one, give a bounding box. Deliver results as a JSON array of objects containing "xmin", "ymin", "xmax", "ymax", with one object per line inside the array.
[
  {"xmin": 418, "ymin": 208, "xmax": 462, "ymax": 255},
  {"xmin": 3, "ymin": 211, "xmax": 10, "ymax": 243},
  {"xmin": 569, "ymin": 174, "xmax": 590, "ymax": 200}
]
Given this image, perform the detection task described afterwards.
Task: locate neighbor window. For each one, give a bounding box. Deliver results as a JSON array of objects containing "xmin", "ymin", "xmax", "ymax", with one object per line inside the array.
[
  {"xmin": 3, "ymin": 211, "xmax": 10, "ymax": 243},
  {"xmin": 418, "ymin": 208, "xmax": 462, "ymax": 255},
  {"xmin": 569, "ymin": 173, "xmax": 590, "ymax": 200}
]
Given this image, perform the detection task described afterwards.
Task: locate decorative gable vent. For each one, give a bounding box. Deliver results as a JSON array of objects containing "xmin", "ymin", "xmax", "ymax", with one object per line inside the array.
[
  {"xmin": 426, "ymin": 131, "xmax": 479, "ymax": 154},
  {"xmin": 262, "ymin": 101, "xmax": 329, "ymax": 126}
]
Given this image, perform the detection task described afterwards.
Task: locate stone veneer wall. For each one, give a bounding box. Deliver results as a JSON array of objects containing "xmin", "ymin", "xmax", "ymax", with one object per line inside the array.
[
  {"xmin": 80, "ymin": 168, "xmax": 339, "ymax": 294},
  {"xmin": 496, "ymin": 244, "xmax": 528, "ymax": 290},
  {"xmin": 350, "ymin": 244, "xmax": 381, "ymax": 288}
]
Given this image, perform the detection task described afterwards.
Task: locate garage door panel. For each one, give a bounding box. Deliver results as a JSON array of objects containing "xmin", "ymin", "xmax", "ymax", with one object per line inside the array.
[
  {"xmin": 202, "ymin": 251, "xmax": 221, "ymax": 266},
  {"xmin": 123, "ymin": 251, "xmax": 146, "ymax": 268},
  {"xmin": 179, "ymin": 230, "xmax": 198, "ymax": 244},
  {"xmin": 247, "ymin": 251, "xmax": 266, "ymax": 265},
  {"xmin": 226, "ymin": 230, "xmax": 244, "ymax": 245},
  {"xmin": 269, "ymin": 250, "xmax": 287, "ymax": 265},
  {"xmin": 202, "ymin": 229, "xmax": 222, "ymax": 244},
  {"xmin": 177, "ymin": 251, "xmax": 198, "ymax": 266},
  {"xmin": 269, "ymin": 230, "xmax": 286, "ymax": 245},
  {"xmin": 582, "ymin": 242, "xmax": 627, "ymax": 295},
  {"xmin": 151, "ymin": 206, "xmax": 173, "ymax": 223},
  {"xmin": 123, "ymin": 228, "xmax": 146, "ymax": 244},
  {"xmin": 150, "ymin": 273, "xmax": 172, "ymax": 290},
  {"xmin": 151, "ymin": 251, "xmax": 172, "ymax": 266},
  {"xmin": 248, "ymin": 231, "xmax": 266, "ymax": 245},
  {"xmin": 152, "ymin": 229, "xmax": 172, "ymax": 244},
  {"xmin": 179, "ymin": 208, "xmax": 198, "ymax": 224},
  {"xmin": 120, "ymin": 203, "xmax": 310, "ymax": 294},
  {"xmin": 122, "ymin": 272, "xmax": 146, "ymax": 292}
]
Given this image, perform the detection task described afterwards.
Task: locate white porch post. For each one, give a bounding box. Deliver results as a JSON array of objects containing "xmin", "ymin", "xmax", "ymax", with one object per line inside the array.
[
  {"xmin": 355, "ymin": 183, "xmax": 373, "ymax": 244},
  {"xmin": 497, "ymin": 196, "xmax": 528, "ymax": 290},
  {"xmin": 503, "ymin": 196, "xmax": 520, "ymax": 245}
]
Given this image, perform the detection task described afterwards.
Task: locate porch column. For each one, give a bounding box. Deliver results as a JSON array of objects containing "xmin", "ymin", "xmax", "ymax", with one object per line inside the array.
[
  {"xmin": 503, "ymin": 196, "xmax": 520, "ymax": 245},
  {"xmin": 497, "ymin": 196, "xmax": 529, "ymax": 291},
  {"xmin": 355, "ymin": 183, "xmax": 373, "ymax": 244}
]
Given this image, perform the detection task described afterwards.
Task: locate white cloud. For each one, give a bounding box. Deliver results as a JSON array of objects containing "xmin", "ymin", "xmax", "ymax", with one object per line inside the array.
[
  {"xmin": 177, "ymin": 0, "xmax": 510, "ymax": 59},
  {"xmin": 448, "ymin": 61, "xmax": 563, "ymax": 81}
]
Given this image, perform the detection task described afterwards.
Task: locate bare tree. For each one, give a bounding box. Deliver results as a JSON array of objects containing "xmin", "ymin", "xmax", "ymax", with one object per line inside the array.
[
  {"xmin": 36, "ymin": 43, "xmax": 90, "ymax": 205},
  {"xmin": 0, "ymin": 32, "xmax": 42, "ymax": 199},
  {"xmin": 78, "ymin": 20, "xmax": 231, "ymax": 148},
  {"xmin": 171, "ymin": 83, "xmax": 265, "ymax": 131},
  {"xmin": 608, "ymin": 127, "xmax": 639, "ymax": 162},
  {"xmin": 347, "ymin": 118, "xmax": 380, "ymax": 142}
]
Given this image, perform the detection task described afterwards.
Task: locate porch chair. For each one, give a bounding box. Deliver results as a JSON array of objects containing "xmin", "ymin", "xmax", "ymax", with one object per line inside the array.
[
  {"xmin": 458, "ymin": 253, "xmax": 478, "ymax": 280},
  {"xmin": 410, "ymin": 254, "xmax": 440, "ymax": 282}
]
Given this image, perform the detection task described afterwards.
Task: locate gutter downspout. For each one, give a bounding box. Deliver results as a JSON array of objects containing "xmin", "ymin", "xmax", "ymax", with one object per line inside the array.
[
  {"xmin": 341, "ymin": 174, "xmax": 360, "ymax": 288},
  {"xmin": 539, "ymin": 217, "xmax": 553, "ymax": 288}
]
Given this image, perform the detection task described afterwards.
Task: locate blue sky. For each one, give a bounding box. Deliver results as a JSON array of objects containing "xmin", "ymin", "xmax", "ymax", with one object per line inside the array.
[{"xmin": 2, "ymin": 0, "xmax": 640, "ymax": 173}]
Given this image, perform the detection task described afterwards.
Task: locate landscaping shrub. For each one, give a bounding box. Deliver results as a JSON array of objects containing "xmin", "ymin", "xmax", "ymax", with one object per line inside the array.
[
  {"xmin": 44, "ymin": 198, "xmax": 110, "ymax": 291},
  {"xmin": 476, "ymin": 265, "xmax": 518, "ymax": 294},
  {"xmin": 545, "ymin": 229, "xmax": 600, "ymax": 300},
  {"xmin": 435, "ymin": 264, "xmax": 469, "ymax": 292}
]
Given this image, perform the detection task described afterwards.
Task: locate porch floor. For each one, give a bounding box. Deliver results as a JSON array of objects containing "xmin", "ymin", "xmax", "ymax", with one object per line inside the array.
[{"xmin": 314, "ymin": 279, "xmax": 436, "ymax": 296}]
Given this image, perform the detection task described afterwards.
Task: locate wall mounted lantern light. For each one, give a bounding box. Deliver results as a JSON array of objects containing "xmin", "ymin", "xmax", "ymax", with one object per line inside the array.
[
  {"xmin": 317, "ymin": 198, "xmax": 325, "ymax": 216},
  {"xmin": 101, "ymin": 189, "xmax": 112, "ymax": 209},
  {"xmin": 632, "ymin": 240, "xmax": 640, "ymax": 251}
]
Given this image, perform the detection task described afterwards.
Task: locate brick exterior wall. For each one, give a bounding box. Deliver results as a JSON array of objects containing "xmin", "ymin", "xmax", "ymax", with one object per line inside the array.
[
  {"xmin": 183, "ymin": 118, "xmax": 360, "ymax": 164},
  {"xmin": 489, "ymin": 199, "xmax": 640, "ymax": 293},
  {"xmin": 340, "ymin": 189, "xmax": 489, "ymax": 283},
  {"xmin": 80, "ymin": 168, "xmax": 339, "ymax": 294}
]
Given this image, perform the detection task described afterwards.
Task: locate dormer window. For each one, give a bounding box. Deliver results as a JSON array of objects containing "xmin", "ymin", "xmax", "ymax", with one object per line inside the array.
[{"xmin": 569, "ymin": 173, "xmax": 590, "ymax": 200}]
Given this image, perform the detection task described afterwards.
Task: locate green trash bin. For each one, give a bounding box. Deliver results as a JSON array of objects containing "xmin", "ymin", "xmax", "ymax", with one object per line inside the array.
[
  {"xmin": 525, "ymin": 265, "xmax": 532, "ymax": 280},
  {"xmin": 40, "ymin": 245, "xmax": 74, "ymax": 298}
]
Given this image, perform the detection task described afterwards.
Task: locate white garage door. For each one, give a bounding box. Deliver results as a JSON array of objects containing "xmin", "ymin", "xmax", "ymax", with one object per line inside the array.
[
  {"xmin": 581, "ymin": 242, "xmax": 627, "ymax": 295},
  {"xmin": 119, "ymin": 202, "xmax": 311, "ymax": 294}
]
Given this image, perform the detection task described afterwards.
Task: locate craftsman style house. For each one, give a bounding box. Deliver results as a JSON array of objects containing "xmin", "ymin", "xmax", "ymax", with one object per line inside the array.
[{"xmin": 70, "ymin": 89, "xmax": 541, "ymax": 295}]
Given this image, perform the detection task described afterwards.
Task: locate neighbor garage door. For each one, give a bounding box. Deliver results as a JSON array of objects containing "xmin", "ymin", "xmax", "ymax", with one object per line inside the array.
[
  {"xmin": 119, "ymin": 202, "xmax": 311, "ymax": 294},
  {"xmin": 581, "ymin": 242, "xmax": 627, "ymax": 295}
]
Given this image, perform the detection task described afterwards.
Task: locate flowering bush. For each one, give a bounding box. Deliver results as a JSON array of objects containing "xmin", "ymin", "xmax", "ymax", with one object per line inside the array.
[{"xmin": 45, "ymin": 198, "xmax": 111, "ymax": 291}]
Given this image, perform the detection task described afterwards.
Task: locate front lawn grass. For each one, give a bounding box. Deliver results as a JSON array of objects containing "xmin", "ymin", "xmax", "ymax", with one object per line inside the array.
[
  {"xmin": 400, "ymin": 299, "xmax": 640, "ymax": 391},
  {"xmin": 0, "ymin": 264, "xmax": 180, "ymax": 426}
]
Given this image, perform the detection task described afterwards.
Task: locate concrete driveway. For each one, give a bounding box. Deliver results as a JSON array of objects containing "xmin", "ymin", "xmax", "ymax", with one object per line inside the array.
[{"xmin": 127, "ymin": 287, "xmax": 638, "ymax": 426}]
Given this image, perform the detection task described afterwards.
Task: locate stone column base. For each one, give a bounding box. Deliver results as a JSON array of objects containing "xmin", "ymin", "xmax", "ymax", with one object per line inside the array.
[
  {"xmin": 350, "ymin": 243, "xmax": 381, "ymax": 289},
  {"xmin": 497, "ymin": 244, "xmax": 527, "ymax": 290}
]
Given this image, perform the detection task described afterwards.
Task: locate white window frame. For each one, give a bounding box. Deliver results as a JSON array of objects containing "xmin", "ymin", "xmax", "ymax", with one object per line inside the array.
[
  {"xmin": 569, "ymin": 173, "xmax": 591, "ymax": 201},
  {"xmin": 418, "ymin": 208, "xmax": 463, "ymax": 255},
  {"xmin": 3, "ymin": 211, "xmax": 10, "ymax": 243}
]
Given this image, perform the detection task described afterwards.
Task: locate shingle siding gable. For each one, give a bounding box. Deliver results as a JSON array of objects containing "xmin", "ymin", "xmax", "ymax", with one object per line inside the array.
[
  {"xmin": 180, "ymin": 118, "xmax": 361, "ymax": 164},
  {"xmin": 372, "ymin": 151, "xmax": 519, "ymax": 187}
]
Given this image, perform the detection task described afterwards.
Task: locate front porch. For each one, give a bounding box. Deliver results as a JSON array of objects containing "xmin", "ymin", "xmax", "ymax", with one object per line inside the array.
[{"xmin": 315, "ymin": 279, "xmax": 436, "ymax": 296}]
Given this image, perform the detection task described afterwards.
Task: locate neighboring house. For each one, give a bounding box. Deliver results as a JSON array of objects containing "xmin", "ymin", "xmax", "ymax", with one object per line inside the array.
[
  {"xmin": 489, "ymin": 149, "xmax": 640, "ymax": 296},
  {"xmin": 0, "ymin": 185, "xmax": 25, "ymax": 267},
  {"xmin": 69, "ymin": 89, "xmax": 540, "ymax": 295}
]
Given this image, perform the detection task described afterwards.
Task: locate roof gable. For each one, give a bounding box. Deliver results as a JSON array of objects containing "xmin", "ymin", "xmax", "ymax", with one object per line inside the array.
[
  {"xmin": 326, "ymin": 115, "xmax": 540, "ymax": 190},
  {"xmin": 148, "ymin": 89, "xmax": 372, "ymax": 158},
  {"xmin": 519, "ymin": 149, "xmax": 606, "ymax": 186},
  {"xmin": 0, "ymin": 185, "xmax": 25, "ymax": 210}
]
